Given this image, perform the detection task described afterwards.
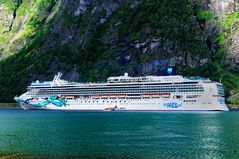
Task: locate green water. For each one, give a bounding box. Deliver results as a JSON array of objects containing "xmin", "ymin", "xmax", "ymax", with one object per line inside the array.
[{"xmin": 0, "ymin": 109, "xmax": 239, "ymax": 158}]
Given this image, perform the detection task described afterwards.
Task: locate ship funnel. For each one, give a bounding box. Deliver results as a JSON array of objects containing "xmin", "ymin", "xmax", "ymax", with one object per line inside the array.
[{"xmin": 124, "ymin": 72, "xmax": 128, "ymax": 77}]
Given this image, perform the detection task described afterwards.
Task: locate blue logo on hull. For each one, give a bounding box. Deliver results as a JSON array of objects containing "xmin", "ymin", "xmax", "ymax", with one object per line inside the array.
[{"xmin": 164, "ymin": 102, "xmax": 182, "ymax": 108}]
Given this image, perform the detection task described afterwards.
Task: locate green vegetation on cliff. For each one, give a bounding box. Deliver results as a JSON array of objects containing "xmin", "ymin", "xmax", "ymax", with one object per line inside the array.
[{"xmin": 0, "ymin": 0, "xmax": 238, "ymax": 103}]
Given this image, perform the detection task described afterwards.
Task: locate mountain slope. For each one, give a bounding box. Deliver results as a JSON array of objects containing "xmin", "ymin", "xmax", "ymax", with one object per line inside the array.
[{"xmin": 0, "ymin": 0, "xmax": 238, "ymax": 103}]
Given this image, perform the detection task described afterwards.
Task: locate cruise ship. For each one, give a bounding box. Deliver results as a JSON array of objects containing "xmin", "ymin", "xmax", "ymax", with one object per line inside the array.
[{"xmin": 15, "ymin": 72, "xmax": 229, "ymax": 111}]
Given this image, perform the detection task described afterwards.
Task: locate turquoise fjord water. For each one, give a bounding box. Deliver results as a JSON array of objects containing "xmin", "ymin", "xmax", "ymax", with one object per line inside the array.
[{"xmin": 1, "ymin": 110, "xmax": 239, "ymax": 158}]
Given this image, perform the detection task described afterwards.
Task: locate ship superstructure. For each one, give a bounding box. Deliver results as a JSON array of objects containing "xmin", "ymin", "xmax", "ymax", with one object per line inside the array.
[{"xmin": 15, "ymin": 73, "xmax": 228, "ymax": 111}]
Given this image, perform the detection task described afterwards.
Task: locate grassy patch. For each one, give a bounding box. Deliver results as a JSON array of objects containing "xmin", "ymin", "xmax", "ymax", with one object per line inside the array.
[
  {"xmin": 222, "ymin": 11, "xmax": 239, "ymax": 30},
  {"xmin": 216, "ymin": 32, "xmax": 225, "ymax": 45},
  {"xmin": 0, "ymin": 0, "xmax": 18, "ymax": 12},
  {"xmin": 196, "ymin": 8, "xmax": 213, "ymax": 21}
]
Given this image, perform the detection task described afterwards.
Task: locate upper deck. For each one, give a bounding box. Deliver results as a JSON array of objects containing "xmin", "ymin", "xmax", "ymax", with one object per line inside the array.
[
  {"xmin": 107, "ymin": 73, "xmax": 210, "ymax": 83},
  {"xmin": 29, "ymin": 72, "xmax": 213, "ymax": 89}
]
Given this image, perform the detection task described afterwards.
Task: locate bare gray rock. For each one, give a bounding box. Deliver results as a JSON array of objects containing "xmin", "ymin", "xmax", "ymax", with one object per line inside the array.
[
  {"xmin": 0, "ymin": 4, "xmax": 14, "ymax": 33},
  {"xmin": 209, "ymin": 0, "xmax": 238, "ymax": 17},
  {"xmin": 225, "ymin": 31, "xmax": 239, "ymax": 70}
]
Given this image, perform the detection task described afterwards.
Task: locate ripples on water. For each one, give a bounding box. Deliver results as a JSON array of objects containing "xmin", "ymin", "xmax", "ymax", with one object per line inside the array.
[{"xmin": 0, "ymin": 110, "xmax": 239, "ymax": 158}]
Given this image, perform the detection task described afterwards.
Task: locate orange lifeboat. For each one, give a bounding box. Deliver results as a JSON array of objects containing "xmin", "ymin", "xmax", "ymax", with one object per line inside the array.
[
  {"xmin": 104, "ymin": 107, "xmax": 113, "ymax": 111},
  {"xmin": 66, "ymin": 96, "xmax": 74, "ymax": 99},
  {"xmin": 152, "ymin": 94, "xmax": 160, "ymax": 97},
  {"xmin": 118, "ymin": 94, "xmax": 126, "ymax": 97}
]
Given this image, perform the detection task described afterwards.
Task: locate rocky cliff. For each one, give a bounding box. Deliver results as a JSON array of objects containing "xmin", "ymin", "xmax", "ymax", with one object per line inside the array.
[
  {"xmin": 0, "ymin": 0, "xmax": 238, "ymax": 103},
  {"xmin": 208, "ymin": 0, "xmax": 239, "ymax": 71}
]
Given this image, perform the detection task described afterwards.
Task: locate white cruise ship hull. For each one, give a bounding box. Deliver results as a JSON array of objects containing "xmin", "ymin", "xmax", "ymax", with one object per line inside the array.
[{"xmin": 17, "ymin": 98, "xmax": 229, "ymax": 111}]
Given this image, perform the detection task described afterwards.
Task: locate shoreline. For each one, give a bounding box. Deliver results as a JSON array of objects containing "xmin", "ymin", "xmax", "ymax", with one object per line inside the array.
[
  {"xmin": 227, "ymin": 105, "xmax": 239, "ymax": 111},
  {"xmin": 0, "ymin": 103, "xmax": 20, "ymax": 108},
  {"xmin": 0, "ymin": 107, "xmax": 21, "ymax": 110},
  {"xmin": 0, "ymin": 103, "xmax": 238, "ymax": 111}
]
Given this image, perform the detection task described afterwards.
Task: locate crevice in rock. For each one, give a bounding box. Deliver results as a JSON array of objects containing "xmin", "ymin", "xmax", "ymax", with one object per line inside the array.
[
  {"xmin": 47, "ymin": 1, "xmax": 56, "ymax": 13},
  {"xmin": 6, "ymin": 0, "xmax": 22, "ymax": 33}
]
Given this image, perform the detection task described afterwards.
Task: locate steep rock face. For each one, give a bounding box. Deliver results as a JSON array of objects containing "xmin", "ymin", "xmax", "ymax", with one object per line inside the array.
[
  {"xmin": 0, "ymin": 0, "xmax": 57, "ymax": 57},
  {"xmin": 226, "ymin": 31, "xmax": 239, "ymax": 70},
  {"xmin": 208, "ymin": 0, "xmax": 239, "ymax": 71},
  {"xmin": 40, "ymin": 0, "xmax": 129, "ymax": 50}
]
